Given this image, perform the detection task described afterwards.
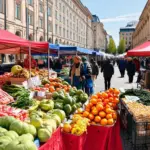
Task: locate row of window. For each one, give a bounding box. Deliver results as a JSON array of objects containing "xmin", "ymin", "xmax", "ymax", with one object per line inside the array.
[
  {"xmin": 55, "ymin": 0, "xmax": 86, "ymax": 21},
  {"xmin": 0, "ymin": 0, "xmax": 52, "ymax": 20},
  {"xmin": 55, "ymin": 24, "xmax": 86, "ymax": 44}
]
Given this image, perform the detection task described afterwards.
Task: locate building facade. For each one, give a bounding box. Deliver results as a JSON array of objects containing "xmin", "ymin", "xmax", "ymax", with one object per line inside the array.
[
  {"xmin": 132, "ymin": 0, "xmax": 150, "ymax": 48},
  {"xmin": 0, "ymin": 0, "xmax": 95, "ymax": 49},
  {"xmin": 119, "ymin": 21, "xmax": 137, "ymax": 51},
  {"xmin": 92, "ymin": 15, "xmax": 107, "ymax": 51}
]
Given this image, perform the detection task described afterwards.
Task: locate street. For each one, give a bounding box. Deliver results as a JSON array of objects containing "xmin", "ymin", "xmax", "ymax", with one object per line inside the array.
[{"xmin": 95, "ymin": 65, "xmax": 137, "ymax": 93}]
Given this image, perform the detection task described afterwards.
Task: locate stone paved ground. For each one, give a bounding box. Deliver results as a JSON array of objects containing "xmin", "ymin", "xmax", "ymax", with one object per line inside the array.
[{"xmin": 95, "ymin": 65, "xmax": 138, "ymax": 93}]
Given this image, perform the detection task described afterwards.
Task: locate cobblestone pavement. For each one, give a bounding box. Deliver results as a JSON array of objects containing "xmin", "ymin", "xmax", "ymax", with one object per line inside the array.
[{"xmin": 94, "ymin": 65, "xmax": 138, "ymax": 93}]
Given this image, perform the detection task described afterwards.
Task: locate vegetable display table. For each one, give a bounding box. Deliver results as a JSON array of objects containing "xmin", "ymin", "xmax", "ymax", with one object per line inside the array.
[
  {"xmin": 84, "ymin": 118, "xmax": 123, "ymax": 150},
  {"xmin": 39, "ymin": 127, "xmax": 61, "ymax": 150}
]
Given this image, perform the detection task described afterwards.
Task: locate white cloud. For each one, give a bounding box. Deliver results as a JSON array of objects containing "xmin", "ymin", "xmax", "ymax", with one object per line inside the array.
[{"xmin": 101, "ymin": 12, "xmax": 141, "ymax": 23}]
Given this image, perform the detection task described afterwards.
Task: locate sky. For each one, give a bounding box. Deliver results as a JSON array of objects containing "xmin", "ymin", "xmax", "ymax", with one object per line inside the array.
[{"xmin": 81, "ymin": 0, "xmax": 147, "ymax": 46}]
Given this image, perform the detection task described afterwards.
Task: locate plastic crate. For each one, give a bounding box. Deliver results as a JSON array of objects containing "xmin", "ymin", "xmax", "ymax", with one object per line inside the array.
[
  {"xmin": 39, "ymin": 127, "xmax": 61, "ymax": 150},
  {"xmin": 120, "ymin": 99, "xmax": 150, "ymax": 149}
]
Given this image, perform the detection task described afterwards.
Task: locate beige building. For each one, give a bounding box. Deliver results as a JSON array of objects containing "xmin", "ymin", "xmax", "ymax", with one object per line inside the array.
[
  {"xmin": 119, "ymin": 21, "xmax": 137, "ymax": 50},
  {"xmin": 53, "ymin": 0, "xmax": 94, "ymax": 48},
  {"xmin": 92, "ymin": 15, "xmax": 107, "ymax": 51},
  {"xmin": 132, "ymin": 0, "xmax": 150, "ymax": 48}
]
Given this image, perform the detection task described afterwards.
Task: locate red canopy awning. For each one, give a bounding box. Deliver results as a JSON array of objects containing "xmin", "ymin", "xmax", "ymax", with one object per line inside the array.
[
  {"xmin": 0, "ymin": 30, "xmax": 48, "ymax": 54},
  {"xmin": 127, "ymin": 41, "xmax": 150, "ymax": 56}
]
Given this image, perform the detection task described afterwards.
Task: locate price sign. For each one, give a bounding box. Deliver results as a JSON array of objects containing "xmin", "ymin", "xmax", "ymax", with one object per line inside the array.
[{"xmin": 22, "ymin": 81, "xmax": 28, "ymax": 89}]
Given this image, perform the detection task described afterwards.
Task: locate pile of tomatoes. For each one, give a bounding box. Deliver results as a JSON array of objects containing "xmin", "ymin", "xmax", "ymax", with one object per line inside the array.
[{"xmin": 77, "ymin": 88, "xmax": 120, "ymax": 126}]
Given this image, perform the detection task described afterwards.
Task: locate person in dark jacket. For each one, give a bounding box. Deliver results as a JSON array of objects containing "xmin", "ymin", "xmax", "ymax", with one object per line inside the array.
[
  {"xmin": 101, "ymin": 60, "xmax": 114, "ymax": 90},
  {"xmin": 118, "ymin": 58, "xmax": 126, "ymax": 77},
  {"xmin": 91, "ymin": 59, "xmax": 99, "ymax": 78},
  {"xmin": 54, "ymin": 58, "xmax": 62, "ymax": 72},
  {"xmin": 82, "ymin": 56, "xmax": 93, "ymax": 95},
  {"xmin": 126, "ymin": 58, "xmax": 136, "ymax": 83}
]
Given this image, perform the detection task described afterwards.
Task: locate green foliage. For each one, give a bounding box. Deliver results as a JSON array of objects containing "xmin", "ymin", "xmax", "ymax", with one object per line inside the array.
[
  {"xmin": 118, "ymin": 39, "xmax": 126, "ymax": 54},
  {"xmin": 107, "ymin": 38, "xmax": 117, "ymax": 54}
]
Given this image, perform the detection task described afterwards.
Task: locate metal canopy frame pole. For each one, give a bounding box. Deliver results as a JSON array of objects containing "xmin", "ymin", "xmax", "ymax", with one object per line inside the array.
[
  {"xmin": 29, "ymin": 46, "xmax": 31, "ymax": 78},
  {"xmin": 48, "ymin": 47, "xmax": 50, "ymax": 78}
]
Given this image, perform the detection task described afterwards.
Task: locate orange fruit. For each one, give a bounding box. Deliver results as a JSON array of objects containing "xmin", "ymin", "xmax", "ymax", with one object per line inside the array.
[
  {"xmin": 85, "ymin": 108, "xmax": 90, "ymax": 112},
  {"xmin": 99, "ymin": 111, "xmax": 106, "ymax": 118},
  {"xmin": 107, "ymin": 119, "xmax": 114, "ymax": 125},
  {"xmin": 100, "ymin": 118, "xmax": 108, "ymax": 126},
  {"xmin": 91, "ymin": 106, "xmax": 96, "ymax": 110},
  {"xmin": 103, "ymin": 99, "xmax": 109, "ymax": 104},
  {"xmin": 112, "ymin": 113, "xmax": 117, "ymax": 120},
  {"xmin": 89, "ymin": 103, "xmax": 93, "ymax": 107},
  {"xmin": 109, "ymin": 97, "xmax": 114, "ymax": 102},
  {"xmin": 86, "ymin": 104, "xmax": 91, "ymax": 109},
  {"xmin": 113, "ymin": 98, "xmax": 119, "ymax": 104},
  {"xmin": 102, "ymin": 92, "xmax": 108, "ymax": 99},
  {"xmin": 97, "ymin": 99, "xmax": 102, "ymax": 102},
  {"xmin": 63, "ymin": 123, "xmax": 72, "ymax": 133},
  {"xmin": 94, "ymin": 116, "xmax": 101, "ymax": 123},
  {"xmin": 83, "ymin": 111, "xmax": 90, "ymax": 117},
  {"xmin": 91, "ymin": 95, "xmax": 98, "ymax": 99},
  {"xmin": 91, "ymin": 121, "xmax": 96, "ymax": 125},
  {"xmin": 114, "ymin": 89, "xmax": 120, "ymax": 95},
  {"xmin": 105, "ymin": 108, "xmax": 113, "ymax": 114},
  {"xmin": 97, "ymin": 92, "xmax": 102, "ymax": 98},
  {"xmin": 90, "ymin": 99, "xmax": 97, "ymax": 105},
  {"xmin": 96, "ymin": 103, "xmax": 104, "ymax": 111},
  {"xmin": 106, "ymin": 114, "xmax": 113, "ymax": 119},
  {"xmin": 109, "ymin": 88, "xmax": 114, "ymax": 93},
  {"xmin": 88, "ymin": 114, "xmax": 94, "ymax": 120},
  {"xmin": 91, "ymin": 109, "xmax": 99, "ymax": 115}
]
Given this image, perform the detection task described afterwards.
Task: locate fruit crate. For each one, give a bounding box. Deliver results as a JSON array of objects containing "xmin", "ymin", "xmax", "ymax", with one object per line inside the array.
[
  {"xmin": 120, "ymin": 99, "xmax": 150, "ymax": 150},
  {"xmin": 39, "ymin": 127, "xmax": 61, "ymax": 150},
  {"xmin": 10, "ymin": 77, "xmax": 27, "ymax": 85}
]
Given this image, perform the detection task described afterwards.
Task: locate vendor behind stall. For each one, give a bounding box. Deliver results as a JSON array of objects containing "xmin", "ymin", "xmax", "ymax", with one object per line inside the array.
[
  {"xmin": 24, "ymin": 55, "xmax": 37, "ymax": 69},
  {"xmin": 53, "ymin": 58, "xmax": 63, "ymax": 72}
]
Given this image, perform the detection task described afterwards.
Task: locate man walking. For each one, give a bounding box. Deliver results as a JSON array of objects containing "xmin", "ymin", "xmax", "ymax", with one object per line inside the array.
[
  {"xmin": 101, "ymin": 60, "xmax": 114, "ymax": 90},
  {"xmin": 118, "ymin": 58, "xmax": 126, "ymax": 78}
]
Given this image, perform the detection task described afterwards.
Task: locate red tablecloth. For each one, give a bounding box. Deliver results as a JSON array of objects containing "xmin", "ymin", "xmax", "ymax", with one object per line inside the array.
[{"xmin": 84, "ymin": 118, "xmax": 123, "ymax": 150}]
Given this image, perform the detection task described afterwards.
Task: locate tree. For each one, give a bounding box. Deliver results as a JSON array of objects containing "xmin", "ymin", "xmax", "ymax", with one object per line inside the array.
[
  {"xmin": 118, "ymin": 39, "xmax": 126, "ymax": 54},
  {"xmin": 107, "ymin": 38, "xmax": 117, "ymax": 54}
]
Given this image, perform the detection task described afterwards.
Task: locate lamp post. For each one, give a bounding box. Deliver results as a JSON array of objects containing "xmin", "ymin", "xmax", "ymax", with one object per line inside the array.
[{"xmin": 26, "ymin": 0, "xmax": 29, "ymax": 40}]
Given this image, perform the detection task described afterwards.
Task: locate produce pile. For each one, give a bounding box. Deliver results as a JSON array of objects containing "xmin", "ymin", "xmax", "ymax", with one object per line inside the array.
[
  {"xmin": 2, "ymin": 84, "xmax": 34, "ymax": 109},
  {"xmin": 120, "ymin": 89, "xmax": 150, "ymax": 105},
  {"xmin": 0, "ymin": 105, "xmax": 28, "ymax": 121},
  {"xmin": 0, "ymin": 73, "xmax": 12, "ymax": 87},
  {"xmin": 0, "ymin": 89, "xmax": 14, "ymax": 105},
  {"xmin": 52, "ymin": 88, "xmax": 88, "ymax": 117},
  {"xmin": 0, "ymin": 116, "xmax": 37, "ymax": 150},
  {"xmin": 59, "ymin": 67, "xmax": 70, "ymax": 76},
  {"xmin": 76, "ymin": 88, "xmax": 120, "ymax": 126},
  {"xmin": 62, "ymin": 114, "xmax": 89, "ymax": 136}
]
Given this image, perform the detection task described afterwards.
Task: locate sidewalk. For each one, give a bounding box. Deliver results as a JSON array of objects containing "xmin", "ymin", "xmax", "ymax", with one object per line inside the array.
[{"xmin": 95, "ymin": 65, "xmax": 138, "ymax": 93}]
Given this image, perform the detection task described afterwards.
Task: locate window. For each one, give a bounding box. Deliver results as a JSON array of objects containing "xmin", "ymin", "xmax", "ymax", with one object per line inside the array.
[
  {"xmin": 55, "ymin": 24, "xmax": 58, "ymax": 35},
  {"xmin": 63, "ymin": 6, "xmax": 65, "ymax": 13},
  {"xmin": 67, "ymin": 20, "xmax": 69, "ymax": 26},
  {"xmin": 15, "ymin": 3, "xmax": 21, "ymax": 20},
  {"xmin": 39, "ymin": 2, "xmax": 43, "ymax": 13},
  {"xmin": 59, "ymin": 15, "xmax": 61, "ymax": 22},
  {"xmin": 67, "ymin": 30, "xmax": 69, "ymax": 38},
  {"xmin": 28, "ymin": 0, "xmax": 33, "ymax": 5},
  {"xmin": 59, "ymin": 3, "xmax": 61, "ymax": 11},
  {"xmin": 63, "ymin": 28, "xmax": 65, "ymax": 37},
  {"xmin": 70, "ymin": 31, "xmax": 72, "ymax": 39},
  {"xmin": 48, "ymin": 22, "xmax": 52, "ymax": 32},
  {"xmin": 55, "ymin": 11, "xmax": 58, "ymax": 19},
  {"xmin": 63, "ymin": 17, "xmax": 65, "ymax": 24},
  {"xmin": 39, "ymin": 17, "xmax": 43, "ymax": 28},
  {"xmin": 28, "ymin": 11, "xmax": 33, "ymax": 25},
  {"xmin": 0, "ymin": 0, "xmax": 4, "ymax": 13},
  {"xmin": 70, "ymin": 13, "xmax": 72, "ymax": 20},
  {"xmin": 48, "ymin": 7, "xmax": 51, "ymax": 16},
  {"xmin": 59, "ymin": 27, "xmax": 61, "ymax": 36},
  {"xmin": 55, "ymin": 0, "xmax": 57, "ymax": 7}
]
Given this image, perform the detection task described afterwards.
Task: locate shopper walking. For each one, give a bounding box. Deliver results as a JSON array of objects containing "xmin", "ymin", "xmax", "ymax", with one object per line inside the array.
[
  {"xmin": 81, "ymin": 56, "xmax": 93, "ymax": 96},
  {"xmin": 118, "ymin": 58, "xmax": 126, "ymax": 78},
  {"xmin": 70, "ymin": 56, "xmax": 83, "ymax": 90},
  {"xmin": 126, "ymin": 58, "xmax": 136, "ymax": 83},
  {"xmin": 101, "ymin": 60, "xmax": 114, "ymax": 90},
  {"xmin": 90, "ymin": 59, "xmax": 99, "ymax": 84}
]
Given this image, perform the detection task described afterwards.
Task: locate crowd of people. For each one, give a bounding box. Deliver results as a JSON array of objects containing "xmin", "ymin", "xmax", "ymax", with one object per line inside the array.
[{"xmin": 22, "ymin": 54, "xmax": 150, "ymax": 95}]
